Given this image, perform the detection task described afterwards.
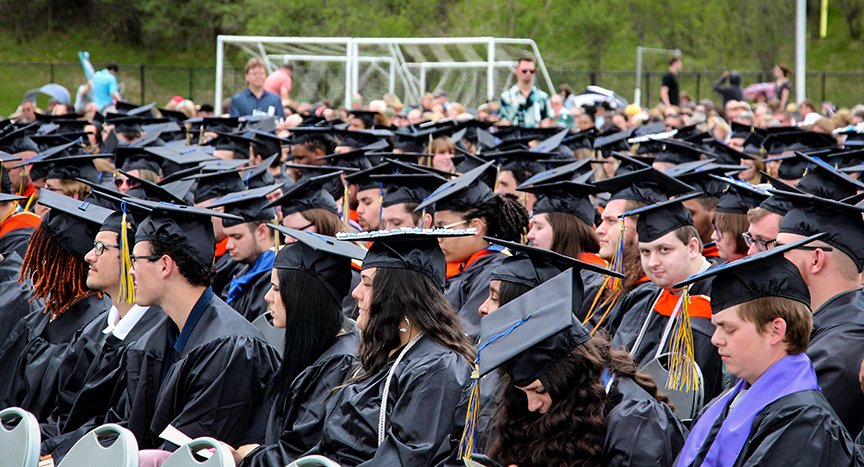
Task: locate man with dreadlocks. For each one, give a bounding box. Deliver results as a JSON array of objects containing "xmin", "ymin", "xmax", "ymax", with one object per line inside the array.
[{"xmin": 0, "ymin": 189, "xmax": 113, "ymax": 416}]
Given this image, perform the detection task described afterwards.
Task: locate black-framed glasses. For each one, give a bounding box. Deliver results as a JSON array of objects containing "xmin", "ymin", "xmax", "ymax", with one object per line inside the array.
[
  {"xmin": 773, "ymin": 241, "xmax": 833, "ymax": 252},
  {"xmin": 129, "ymin": 255, "xmax": 162, "ymax": 267},
  {"xmin": 711, "ymin": 223, "xmax": 724, "ymax": 239},
  {"xmin": 93, "ymin": 241, "xmax": 120, "ymax": 256},
  {"xmin": 742, "ymin": 232, "xmax": 775, "ymax": 252}
]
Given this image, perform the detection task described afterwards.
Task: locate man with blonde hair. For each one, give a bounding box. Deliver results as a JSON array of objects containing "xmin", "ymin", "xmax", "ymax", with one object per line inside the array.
[{"xmin": 229, "ymin": 57, "xmax": 285, "ymax": 119}]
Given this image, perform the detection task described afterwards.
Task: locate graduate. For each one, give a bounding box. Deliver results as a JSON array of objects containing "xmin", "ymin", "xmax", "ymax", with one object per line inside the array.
[
  {"xmin": 0, "ymin": 152, "xmax": 41, "ymax": 258},
  {"xmin": 416, "ymin": 162, "xmax": 530, "ymax": 337},
  {"xmin": 297, "ymin": 228, "xmax": 475, "ymax": 466},
  {"xmin": 674, "ymin": 236, "xmax": 862, "ymax": 467},
  {"xmin": 464, "ymin": 268, "xmax": 686, "ymax": 467},
  {"xmin": 233, "ymin": 226, "xmax": 364, "ymax": 466}
]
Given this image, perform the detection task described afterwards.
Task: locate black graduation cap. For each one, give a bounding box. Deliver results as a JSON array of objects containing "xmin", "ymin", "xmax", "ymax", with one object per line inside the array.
[
  {"xmin": 451, "ymin": 152, "xmax": 496, "ymax": 188},
  {"xmin": 517, "ymin": 181, "xmax": 597, "ymax": 227},
  {"xmin": 762, "ymin": 131, "xmax": 837, "ymax": 156},
  {"xmin": 529, "ymin": 129, "xmax": 570, "ymax": 154},
  {"xmin": 793, "ymin": 153, "xmax": 864, "ymax": 200},
  {"xmin": 239, "ymin": 153, "xmax": 279, "ymax": 189},
  {"xmin": 415, "ymin": 160, "xmax": 496, "ymax": 213},
  {"xmin": 0, "ymin": 124, "xmax": 40, "ymax": 154},
  {"xmin": 156, "ymin": 108, "xmax": 189, "ymax": 124},
  {"xmin": 372, "ymin": 172, "xmax": 448, "ymax": 209},
  {"xmin": 29, "ymin": 132, "xmax": 91, "ymax": 151},
  {"xmin": 244, "ymin": 115, "xmax": 278, "ymax": 133},
  {"xmin": 741, "ymin": 132, "xmax": 767, "ymax": 157},
  {"xmin": 342, "ymin": 161, "xmax": 404, "ymax": 192},
  {"xmin": 803, "ymin": 147, "xmax": 864, "ymax": 170},
  {"xmin": 335, "ymin": 129, "xmax": 390, "ymax": 149},
  {"xmin": 730, "ymin": 121, "xmax": 754, "ymax": 140},
  {"xmin": 264, "ymin": 171, "xmax": 342, "ymax": 216},
  {"xmin": 317, "ymin": 148, "xmax": 373, "ymax": 171},
  {"xmin": 37, "ymin": 189, "xmax": 114, "ymax": 262},
  {"xmin": 562, "ymin": 129, "xmax": 596, "ymax": 151},
  {"xmin": 620, "ymin": 192, "xmax": 702, "ymax": 243},
  {"xmin": 694, "ymin": 137, "xmax": 754, "ymax": 164},
  {"xmin": 105, "ymin": 114, "xmax": 168, "ymax": 134},
  {"xmin": 633, "ymin": 121, "xmax": 668, "ymax": 136},
  {"xmin": 244, "ymin": 129, "xmax": 285, "ymax": 157},
  {"xmin": 486, "ymin": 237, "xmax": 621, "ymax": 311},
  {"xmin": 0, "ymin": 151, "xmax": 22, "ymax": 194},
  {"xmin": 269, "ymin": 225, "xmax": 366, "ymax": 303},
  {"xmin": 207, "ymin": 184, "xmax": 280, "ymax": 228},
  {"xmin": 119, "ymin": 169, "xmax": 191, "ymax": 205},
  {"xmin": 348, "ymin": 110, "xmax": 382, "ymax": 128},
  {"xmin": 209, "ymin": 131, "xmax": 252, "ymax": 157},
  {"xmin": 607, "ymin": 151, "xmax": 653, "ymax": 175},
  {"xmin": 143, "ymin": 146, "xmax": 217, "ymax": 176},
  {"xmin": 673, "ymin": 234, "xmax": 821, "ymax": 313},
  {"xmin": 517, "ymin": 159, "xmax": 602, "ymax": 188},
  {"xmin": 115, "ymin": 147, "xmax": 162, "ymax": 174},
  {"xmin": 131, "ymin": 198, "xmax": 242, "ymax": 266},
  {"xmin": 201, "ymin": 116, "xmax": 244, "ymax": 134},
  {"xmin": 669, "ymin": 162, "xmax": 736, "ymax": 199},
  {"xmin": 763, "ymin": 153, "xmax": 808, "ymax": 181},
  {"xmin": 335, "ymin": 228, "xmax": 475, "ymax": 290},
  {"xmin": 758, "ymin": 172, "xmax": 801, "ymax": 216},
  {"xmin": 476, "ymin": 268, "xmax": 591, "ymax": 385},
  {"xmin": 117, "ymin": 102, "xmax": 158, "ymax": 117},
  {"xmin": 27, "ymin": 153, "xmax": 108, "ymax": 183},
  {"xmin": 128, "ymin": 126, "xmax": 168, "ymax": 148},
  {"xmin": 776, "ymin": 191, "xmax": 864, "ymax": 271},
  {"xmin": 183, "ymin": 168, "xmax": 246, "ymax": 204},
  {"xmin": 654, "ymin": 139, "xmax": 712, "ymax": 165},
  {"xmin": 713, "ymin": 177, "xmax": 771, "ymax": 214},
  {"xmin": 591, "ymin": 166, "xmax": 695, "ymax": 204},
  {"xmin": 593, "ymin": 128, "xmax": 633, "ymax": 154},
  {"xmin": 486, "ymin": 149, "xmax": 549, "ymax": 176}
]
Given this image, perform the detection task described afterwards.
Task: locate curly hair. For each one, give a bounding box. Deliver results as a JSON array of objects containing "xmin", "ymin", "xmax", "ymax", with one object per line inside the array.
[
  {"xmin": 591, "ymin": 336, "xmax": 674, "ymax": 411},
  {"xmin": 20, "ymin": 225, "xmax": 97, "ymax": 319},
  {"xmin": 458, "ymin": 193, "xmax": 529, "ymax": 243},
  {"xmin": 348, "ymin": 267, "xmax": 475, "ymax": 385}
]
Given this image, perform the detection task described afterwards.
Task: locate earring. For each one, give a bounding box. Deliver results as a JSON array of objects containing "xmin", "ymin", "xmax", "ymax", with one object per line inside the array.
[{"xmin": 399, "ymin": 316, "xmax": 410, "ymax": 333}]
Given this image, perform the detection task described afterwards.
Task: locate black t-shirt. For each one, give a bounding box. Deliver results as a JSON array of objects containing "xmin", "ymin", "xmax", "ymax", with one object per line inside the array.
[{"xmin": 662, "ymin": 71, "xmax": 679, "ymax": 106}]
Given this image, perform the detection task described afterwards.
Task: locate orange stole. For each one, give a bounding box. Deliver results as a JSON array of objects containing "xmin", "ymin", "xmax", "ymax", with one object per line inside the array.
[
  {"xmin": 578, "ymin": 252, "xmax": 608, "ymax": 268},
  {"xmin": 0, "ymin": 211, "xmax": 41, "ymax": 238},
  {"xmin": 653, "ymin": 290, "xmax": 712, "ymax": 319},
  {"xmin": 702, "ymin": 244, "xmax": 719, "ymax": 257},
  {"xmin": 214, "ymin": 237, "xmax": 229, "ymax": 258},
  {"xmin": 445, "ymin": 249, "xmax": 498, "ymax": 279}
]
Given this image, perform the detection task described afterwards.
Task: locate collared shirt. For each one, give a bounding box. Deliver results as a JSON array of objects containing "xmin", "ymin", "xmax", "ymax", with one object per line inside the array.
[
  {"xmin": 228, "ymin": 88, "xmax": 286, "ymax": 119},
  {"xmin": 102, "ymin": 304, "xmax": 150, "ymax": 340},
  {"xmin": 498, "ymin": 84, "xmax": 553, "ymax": 128},
  {"xmin": 161, "ymin": 287, "xmax": 214, "ymax": 385}
]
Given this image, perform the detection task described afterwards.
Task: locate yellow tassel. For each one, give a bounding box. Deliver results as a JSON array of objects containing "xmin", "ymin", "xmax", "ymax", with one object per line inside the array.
[
  {"xmin": 666, "ymin": 286, "xmax": 700, "ymax": 391},
  {"xmin": 493, "ymin": 162, "xmax": 502, "ymax": 192},
  {"xmin": 457, "ymin": 363, "xmax": 482, "ymax": 461},
  {"xmin": 273, "ymin": 211, "xmax": 281, "ymax": 251},
  {"xmin": 609, "ymin": 222, "xmax": 627, "ymax": 291},
  {"xmin": 118, "ymin": 210, "xmax": 136, "ymax": 304},
  {"xmin": 343, "ymin": 183, "xmax": 350, "ymax": 228}
]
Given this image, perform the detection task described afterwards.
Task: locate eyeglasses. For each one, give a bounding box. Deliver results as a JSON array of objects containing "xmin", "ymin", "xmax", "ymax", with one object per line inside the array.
[
  {"xmin": 114, "ymin": 177, "xmax": 139, "ymax": 189},
  {"xmin": 45, "ymin": 185, "xmax": 64, "ymax": 192},
  {"xmin": 773, "ymin": 241, "xmax": 833, "ymax": 252},
  {"xmin": 741, "ymin": 232, "xmax": 776, "ymax": 252},
  {"xmin": 93, "ymin": 241, "xmax": 120, "ymax": 256},
  {"xmin": 519, "ymin": 69, "xmax": 537, "ymax": 74},
  {"xmin": 711, "ymin": 223, "xmax": 724, "ymax": 239},
  {"xmin": 129, "ymin": 255, "xmax": 162, "ymax": 268}
]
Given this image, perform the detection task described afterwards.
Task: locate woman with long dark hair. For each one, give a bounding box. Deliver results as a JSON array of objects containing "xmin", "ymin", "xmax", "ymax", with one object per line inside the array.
[
  {"xmin": 297, "ymin": 229, "xmax": 475, "ymax": 466},
  {"xmin": 232, "ymin": 227, "xmax": 365, "ymax": 466},
  {"xmin": 467, "ymin": 267, "xmax": 685, "ymax": 467}
]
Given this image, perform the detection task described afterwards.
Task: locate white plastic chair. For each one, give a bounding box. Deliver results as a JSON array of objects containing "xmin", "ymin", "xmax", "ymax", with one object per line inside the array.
[
  {"xmin": 0, "ymin": 407, "xmax": 40, "ymax": 467},
  {"xmin": 57, "ymin": 423, "xmax": 139, "ymax": 467},
  {"xmin": 252, "ymin": 311, "xmax": 285, "ymax": 356},
  {"xmin": 286, "ymin": 455, "xmax": 342, "ymax": 467},
  {"xmin": 161, "ymin": 437, "xmax": 234, "ymax": 467},
  {"xmin": 640, "ymin": 352, "xmax": 705, "ymax": 423}
]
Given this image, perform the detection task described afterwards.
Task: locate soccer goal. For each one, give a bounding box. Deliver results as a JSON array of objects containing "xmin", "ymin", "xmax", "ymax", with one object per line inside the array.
[{"xmin": 215, "ymin": 36, "xmax": 555, "ymax": 109}]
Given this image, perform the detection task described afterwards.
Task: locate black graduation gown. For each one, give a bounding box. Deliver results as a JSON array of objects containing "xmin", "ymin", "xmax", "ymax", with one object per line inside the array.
[
  {"xmin": 119, "ymin": 293, "xmax": 281, "ymax": 450},
  {"xmin": 212, "ymin": 253, "xmax": 244, "ymax": 298},
  {"xmin": 682, "ymin": 390, "xmax": 862, "ymax": 466},
  {"xmin": 307, "ymin": 336, "xmax": 472, "ymax": 467},
  {"xmin": 0, "ymin": 225, "xmax": 35, "ymax": 260},
  {"xmin": 0, "ymin": 251, "xmax": 40, "ymax": 346},
  {"xmin": 222, "ymin": 263, "xmax": 272, "ymax": 322},
  {"xmin": 580, "ymin": 278, "xmax": 660, "ymax": 338},
  {"xmin": 807, "ymin": 287, "xmax": 864, "ymax": 435},
  {"xmin": 444, "ymin": 252, "xmax": 505, "ymax": 337},
  {"xmin": 240, "ymin": 329, "xmax": 359, "ymax": 467},
  {"xmin": 603, "ymin": 376, "xmax": 687, "ymax": 467},
  {"xmin": 0, "ymin": 294, "xmax": 112, "ymax": 418},
  {"xmin": 611, "ymin": 281, "xmax": 724, "ymax": 402},
  {"xmin": 40, "ymin": 306, "xmax": 166, "ymax": 440}
]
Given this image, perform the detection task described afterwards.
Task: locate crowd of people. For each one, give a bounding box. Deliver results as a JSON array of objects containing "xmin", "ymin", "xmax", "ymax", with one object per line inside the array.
[{"xmin": 0, "ymin": 53, "xmax": 864, "ymax": 467}]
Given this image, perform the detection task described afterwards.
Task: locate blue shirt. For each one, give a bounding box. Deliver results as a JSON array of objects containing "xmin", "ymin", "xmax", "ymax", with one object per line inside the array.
[
  {"xmin": 161, "ymin": 286, "xmax": 214, "ymax": 385},
  {"xmin": 228, "ymin": 88, "xmax": 285, "ymax": 119},
  {"xmin": 92, "ymin": 69, "xmax": 118, "ymax": 111}
]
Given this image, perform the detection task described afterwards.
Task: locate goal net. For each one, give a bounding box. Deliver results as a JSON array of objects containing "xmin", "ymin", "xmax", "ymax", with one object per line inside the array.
[{"xmin": 216, "ymin": 36, "xmax": 555, "ymax": 110}]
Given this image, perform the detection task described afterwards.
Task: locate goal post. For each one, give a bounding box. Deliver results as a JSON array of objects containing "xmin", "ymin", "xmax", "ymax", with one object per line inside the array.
[{"xmin": 215, "ymin": 36, "xmax": 555, "ymax": 110}]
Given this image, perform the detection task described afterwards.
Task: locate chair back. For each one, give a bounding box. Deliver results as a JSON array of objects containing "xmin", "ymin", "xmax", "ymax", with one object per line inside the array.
[
  {"xmin": 286, "ymin": 455, "xmax": 343, "ymax": 467},
  {"xmin": 640, "ymin": 352, "xmax": 705, "ymax": 423},
  {"xmin": 252, "ymin": 311, "xmax": 285, "ymax": 356},
  {"xmin": 57, "ymin": 423, "xmax": 139, "ymax": 467},
  {"xmin": 0, "ymin": 407, "xmax": 40, "ymax": 467},
  {"xmin": 161, "ymin": 437, "xmax": 234, "ymax": 467}
]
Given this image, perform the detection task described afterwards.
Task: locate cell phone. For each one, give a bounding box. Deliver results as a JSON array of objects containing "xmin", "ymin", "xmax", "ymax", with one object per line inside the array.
[{"xmin": 463, "ymin": 454, "xmax": 504, "ymax": 467}]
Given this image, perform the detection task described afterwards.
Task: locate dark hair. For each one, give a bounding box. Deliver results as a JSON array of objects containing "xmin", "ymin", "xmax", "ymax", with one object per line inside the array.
[
  {"xmin": 777, "ymin": 64, "xmax": 792, "ymax": 78},
  {"xmin": 546, "ymin": 212, "xmax": 600, "ymax": 259},
  {"xmin": 669, "ymin": 56, "xmax": 682, "ymax": 67},
  {"xmin": 518, "ymin": 57, "xmax": 535, "ymax": 65},
  {"xmin": 199, "ymin": 103, "xmax": 215, "ymax": 113},
  {"xmin": 298, "ymin": 134, "xmax": 336, "ymax": 157},
  {"xmin": 106, "ymin": 61, "xmax": 119, "ymax": 72},
  {"xmin": 458, "ymin": 193, "xmax": 529, "ymax": 243},
  {"xmin": 147, "ymin": 239, "xmax": 215, "ymax": 287},
  {"xmin": 350, "ymin": 267, "xmax": 475, "ymax": 384},
  {"xmin": 299, "ymin": 208, "xmax": 351, "ymax": 237},
  {"xmin": 711, "ymin": 211, "xmax": 747, "ymax": 255},
  {"xmin": 268, "ymin": 268, "xmax": 344, "ymax": 411},
  {"xmin": 558, "ymin": 84, "xmax": 574, "ymax": 98},
  {"xmin": 498, "ymin": 280, "xmax": 533, "ymax": 308},
  {"xmin": 120, "ymin": 131, "xmax": 141, "ymax": 142}
]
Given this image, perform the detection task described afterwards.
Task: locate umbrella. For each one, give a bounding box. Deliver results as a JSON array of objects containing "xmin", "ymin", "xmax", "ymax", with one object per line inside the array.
[{"xmin": 23, "ymin": 84, "xmax": 72, "ymax": 105}]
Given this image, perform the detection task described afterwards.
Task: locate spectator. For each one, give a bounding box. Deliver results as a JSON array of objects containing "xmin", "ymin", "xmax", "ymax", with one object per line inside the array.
[
  {"xmin": 263, "ymin": 61, "xmax": 293, "ymax": 101},
  {"xmin": 421, "ymin": 93, "xmax": 434, "ymax": 111},
  {"xmin": 558, "ymin": 83, "xmax": 579, "ymax": 109},
  {"xmin": 197, "ymin": 103, "xmax": 215, "ymax": 117},
  {"xmin": 174, "ymin": 99, "xmax": 197, "ymax": 119},
  {"xmin": 550, "ymin": 95, "xmax": 574, "ymax": 128},
  {"xmin": 713, "ymin": 70, "xmax": 745, "ymax": 106},
  {"xmin": 92, "ymin": 61, "xmax": 122, "ymax": 112},
  {"xmin": 432, "ymin": 89, "xmax": 450, "ymax": 111},
  {"xmin": 799, "ymin": 99, "xmax": 820, "ymax": 126},
  {"xmin": 15, "ymin": 100, "xmax": 36, "ymax": 124},
  {"xmin": 774, "ymin": 64, "xmax": 792, "ymax": 110},
  {"xmin": 498, "ymin": 57, "xmax": 553, "ymax": 128},
  {"xmin": 74, "ymin": 80, "xmax": 93, "ymax": 113},
  {"xmin": 660, "ymin": 56, "xmax": 682, "ymax": 107},
  {"xmin": 229, "ymin": 58, "xmax": 285, "ymax": 119},
  {"xmin": 350, "ymin": 93, "xmax": 363, "ymax": 110}
]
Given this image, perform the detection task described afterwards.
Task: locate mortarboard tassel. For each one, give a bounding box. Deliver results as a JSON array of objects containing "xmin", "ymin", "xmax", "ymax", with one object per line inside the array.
[
  {"xmin": 377, "ymin": 181, "xmax": 384, "ymax": 230},
  {"xmin": 492, "ymin": 160, "xmax": 502, "ymax": 193},
  {"xmin": 609, "ymin": 221, "xmax": 627, "ymax": 291},
  {"xmin": 118, "ymin": 201, "xmax": 136, "ymax": 304},
  {"xmin": 458, "ymin": 317, "xmax": 531, "ymax": 461},
  {"xmin": 666, "ymin": 285, "xmax": 701, "ymax": 391},
  {"xmin": 421, "ymin": 207, "xmax": 427, "ymax": 229},
  {"xmin": 343, "ymin": 183, "xmax": 351, "ymax": 228},
  {"xmin": 273, "ymin": 208, "xmax": 281, "ymax": 251}
]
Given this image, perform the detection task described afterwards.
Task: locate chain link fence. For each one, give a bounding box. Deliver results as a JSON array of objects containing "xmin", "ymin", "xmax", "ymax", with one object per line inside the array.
[{"xmin": 2, "ymin": 61, "xmax": 863, "ymax": 116}]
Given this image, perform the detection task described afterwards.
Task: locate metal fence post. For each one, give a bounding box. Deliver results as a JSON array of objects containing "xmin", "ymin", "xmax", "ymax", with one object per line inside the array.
[
  {"xmin": 645, "ymin": 72, "xmax": 651, "ymax": 107},
  {"xmin": 590, "ymin": 71, "xmax": 596, "ymax": 86},
  {"xmin": 821, "ymin": 72, "xmax": 826, "ymax": 103},
  {"xmin": 50, "ymin": 62, "xmax": 55, "ymax": 83},
  {"xmin": 140, "ymin": 64, "xmax": 145, "ymax": 104}
]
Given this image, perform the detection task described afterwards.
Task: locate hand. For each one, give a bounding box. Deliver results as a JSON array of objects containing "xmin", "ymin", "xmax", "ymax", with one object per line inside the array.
[{"xmin": 723, "ymin": 71, "xmax": 730, "ymax": 77}]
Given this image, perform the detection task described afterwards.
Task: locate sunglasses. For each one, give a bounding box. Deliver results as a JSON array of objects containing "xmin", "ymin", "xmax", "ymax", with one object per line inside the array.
[
  {"xmin": 114, "ymin": 177, "xmax": 140, "ymax": 189},
  {"xmin": 520, "ymin": 69, "xmax": 537, "ymax": 74}
]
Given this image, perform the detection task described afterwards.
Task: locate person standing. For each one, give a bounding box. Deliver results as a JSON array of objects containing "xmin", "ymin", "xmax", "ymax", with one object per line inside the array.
[
  {"xmin": 92, "ymin": 61, "xmax": 123, "ymax": 112},
  {"xmin": 229, "ymin": 58, "xmax": 286, "ymax": 119},
  {"xmin": 773, "ymin": 64, "xmax": 792, "ymax": 110},
  {"xmin": 713, "ymin": 71, "xmax": 745, "ymax": 107},
  {"xmin": 263, "ymin": 61, "xmax": 293, "ymax": 101},
  {"xmin": 498, "ymin": 57, "xmax": 553, "ymax": 128},
  {"xmin": 660, "ymin": 56, "xmax": 682, "ymax": 107}
]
